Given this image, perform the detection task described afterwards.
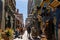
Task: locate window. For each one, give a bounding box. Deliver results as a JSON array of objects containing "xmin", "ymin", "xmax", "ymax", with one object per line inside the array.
[
  {"xmin": 37, "ymin": 6, "xmax": 41, "ymax": 9},
  {"xmin": 58, "ymin": 0, "xmax": 60, "ymax": 1},
  {"xmin": 43, "ymin": 0, "xmax": 46, "ymax": 1},
  {"xmin": 50, "ymin": 0, "xmax": 54, "ymax": 3}
]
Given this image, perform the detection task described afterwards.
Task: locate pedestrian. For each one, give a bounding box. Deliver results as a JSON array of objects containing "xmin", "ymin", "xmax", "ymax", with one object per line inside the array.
[
  {"xmin": 15, "ymin": 26, "xmax": 20, "ymax": 38},
  {"xmin": 19, "ymin": 27, "xmax": 23, "ymax": 39},
  {"xmin": 27, "ymin": 26, "xmax": 31, "ymax": 39}
]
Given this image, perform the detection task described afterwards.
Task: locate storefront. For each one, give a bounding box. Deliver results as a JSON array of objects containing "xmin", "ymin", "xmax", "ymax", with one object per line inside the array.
[{"xmin": 56, "ymin": 5, "xmax": 60, "ymax": 40}]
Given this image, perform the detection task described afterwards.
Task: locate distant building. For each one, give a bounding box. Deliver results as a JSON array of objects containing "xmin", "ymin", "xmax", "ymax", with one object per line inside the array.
[
  {"xmin": 25, "ymin": 14, "xmax": 33, "ymax": 27},
  {"xmin": 14, "ymin": 9, "xmax": 24, "ymax": 28},
  {"xmin": 18, "ymin": 14, "xmax": 24, "ymax": 27},
  {"xmin": 28, "ymin": 0, "xmax": 34, "ymax": 17},
  {"xmin": 25, "ymin": 18, "xmax": 31, "ymax": 27}
]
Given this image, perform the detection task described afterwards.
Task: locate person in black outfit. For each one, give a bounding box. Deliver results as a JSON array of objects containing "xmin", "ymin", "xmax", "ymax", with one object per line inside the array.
[
  {"xmin": 27, "ymin": 26, "xmax": 31, "ymax": 39},
  {"xmin": 20, "ymin": 27, "xmax": 23, "ymax": 39},
  {"xmin": 15, "ymin": 27, "xmax": 20, "ymax": 38}
]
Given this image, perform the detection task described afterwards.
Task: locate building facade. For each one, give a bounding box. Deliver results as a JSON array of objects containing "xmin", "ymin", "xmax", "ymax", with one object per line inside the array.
[
  {"xmin": 14, "ymin": 9, "xmax": 24, "ymax": 29},
  {"xmin": 28, "ymin": 0, "xmax": 34, "ymax": 17},
  {"xmin": 0, "ymin": 0, "xmax": 2, "ymax": 28},
  {"xmin": 27, "ymin": 0, "xmax": 60, "ymax": 40},
  {"xmin": 1, "ymin": 0, "xmax": 16, "ymax": 30}
]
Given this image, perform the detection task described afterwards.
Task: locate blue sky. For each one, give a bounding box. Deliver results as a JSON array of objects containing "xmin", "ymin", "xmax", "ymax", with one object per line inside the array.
[{"xmin": 16, "ymin": 0, "xmax": 28, "ymax": 24}]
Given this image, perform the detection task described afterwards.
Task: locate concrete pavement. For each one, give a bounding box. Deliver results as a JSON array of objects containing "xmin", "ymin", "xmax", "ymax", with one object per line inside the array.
[
  {"xmin": 14, "ymin": 30, "xmax": 47, "ymax": 40},
  {"xmin": 14, "ymin": 30, "xmax": 28, "ymax": 40}
]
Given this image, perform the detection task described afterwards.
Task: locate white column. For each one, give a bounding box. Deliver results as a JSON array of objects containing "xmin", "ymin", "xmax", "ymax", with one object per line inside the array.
[
  {"xmin": 1, "ymin": 0, "xmax": 5, "ymax": 30},
  {"xmin": 11, "ymin": 16, "xmax": 13, "ymax": 28}
]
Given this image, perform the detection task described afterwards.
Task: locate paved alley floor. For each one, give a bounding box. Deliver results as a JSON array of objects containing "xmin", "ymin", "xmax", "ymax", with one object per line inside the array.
[
  {"xmin": 14, "ymin": 30, "xmax": 47, "ymax": 40},
  {"xmin": 14, "ymin": 30, "xmax": 28, "ymax": 40}
]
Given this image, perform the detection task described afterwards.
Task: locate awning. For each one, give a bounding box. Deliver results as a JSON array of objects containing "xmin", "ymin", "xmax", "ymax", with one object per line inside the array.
[{"xmin": 49, "ymin": 1, "xmax": 60, "ymax": 8}]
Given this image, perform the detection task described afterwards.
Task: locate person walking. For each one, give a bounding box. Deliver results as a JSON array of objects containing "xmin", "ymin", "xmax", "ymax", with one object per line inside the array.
[
  {"xmin": 27, "ymin": 26, "xmax": 31, "ymax": 39},
  {"xmin": 15, "ymin": 26, "xmax": 20, "ymax": 38},
  {"xmin": 19, "ymin": 27, "xmax": 23, "ymax": 39}
]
